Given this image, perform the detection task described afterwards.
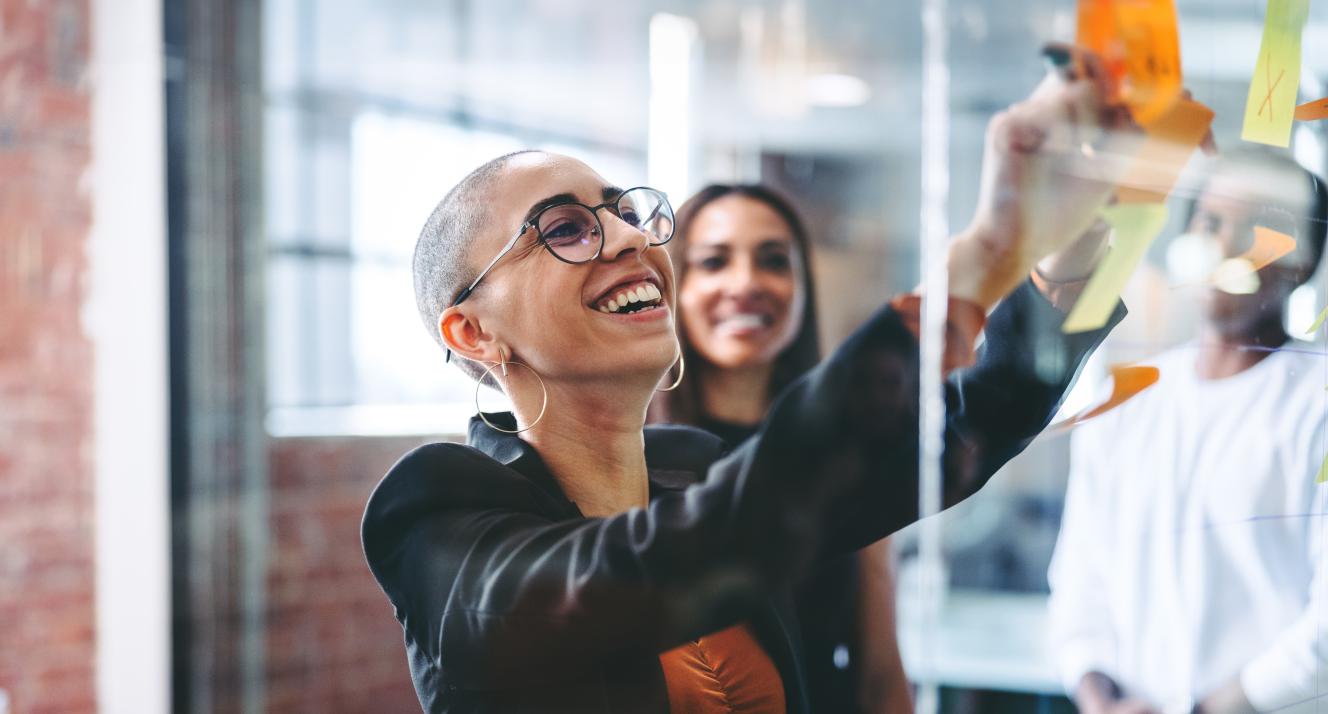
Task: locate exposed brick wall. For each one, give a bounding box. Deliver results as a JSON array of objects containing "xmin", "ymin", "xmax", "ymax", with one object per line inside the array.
[
  {"xmin": 266, "ymin": 435, "xmax": 439, "ymax": 713},
  {"xmin": 0, "ymin": 0, "xmax": 96, "ymax": 712}
]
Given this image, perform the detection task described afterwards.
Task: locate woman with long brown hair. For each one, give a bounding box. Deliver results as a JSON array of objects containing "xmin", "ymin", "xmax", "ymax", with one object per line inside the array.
[{"xmin": 649, "ymin": 184, "xmax": 912, "ymax": 711}]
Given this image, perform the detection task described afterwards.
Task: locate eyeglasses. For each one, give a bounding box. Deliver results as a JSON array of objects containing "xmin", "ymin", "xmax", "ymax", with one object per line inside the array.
[
  {"xmin": 452, "ymin": 186, "xmax": 673, "ymax": 307},
  {"xmin": 445, "ymin": 186, "xmax": 674, "ymax": 361}
]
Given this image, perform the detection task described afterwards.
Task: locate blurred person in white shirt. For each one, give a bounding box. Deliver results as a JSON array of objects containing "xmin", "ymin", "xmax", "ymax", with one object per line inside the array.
[{"xmin": 1048, "ymin": 149, "xmax": 1328, "ymax": 714}]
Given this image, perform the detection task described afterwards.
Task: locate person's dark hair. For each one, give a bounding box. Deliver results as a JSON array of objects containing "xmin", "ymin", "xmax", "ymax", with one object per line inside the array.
[
  {"xmin": 1184, "ymin": 147, "xmax": 1328, "ymax": 285},
  {"xmin": 413, "ymin": 150, "xmax": 540, "ymax": 384},
  {"xmin": 648, "ymin": 184, "xmax": 821, "ymax": 425}
]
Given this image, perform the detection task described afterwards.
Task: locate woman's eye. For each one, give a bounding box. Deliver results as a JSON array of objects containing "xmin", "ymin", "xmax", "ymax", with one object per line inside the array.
[
  {"xmin": 544, "ymin": 221, "xmax": 586, "ymax": 244},
  {"xmin": 695, "ymin": 255, "xmax": 727, "ymax": 271},
  {"xmin": 619, "ymin": 209, "xmax": 641, "ymax": 226},
  {"xmin": 759, "ymin": 253, "xmax": 792, "ymax": 271}
]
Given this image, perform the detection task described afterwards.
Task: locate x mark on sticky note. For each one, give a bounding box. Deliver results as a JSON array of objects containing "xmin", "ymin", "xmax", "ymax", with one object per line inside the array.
[{"xmin": 1257, "ymin": 60, "xmax": 1285, "ymax": 120}]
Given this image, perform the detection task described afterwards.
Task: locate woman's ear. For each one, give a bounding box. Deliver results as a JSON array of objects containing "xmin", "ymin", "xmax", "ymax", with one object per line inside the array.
[{"xmin": 439, "ymin": 306, "xmax": 504, "ymax": 364}]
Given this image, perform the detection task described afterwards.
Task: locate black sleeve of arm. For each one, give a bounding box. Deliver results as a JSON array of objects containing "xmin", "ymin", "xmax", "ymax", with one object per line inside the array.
[
  {"xmin": 360, "ymin": 280, "xmax": 1122, "ymax": 690},
  {"xmin": 811, "ymin": 280, "xmax": 1125, "ymax": 553}
]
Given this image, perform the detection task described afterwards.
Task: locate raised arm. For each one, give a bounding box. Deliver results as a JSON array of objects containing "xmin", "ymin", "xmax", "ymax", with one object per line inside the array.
[{"xmin": 362, "ymin": 50, "xmax": 1134, "ymax": 691}]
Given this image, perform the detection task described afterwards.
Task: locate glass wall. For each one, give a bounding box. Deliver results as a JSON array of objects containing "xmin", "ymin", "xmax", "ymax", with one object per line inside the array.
[
  {"xmin": 246, "ymin": 0, "xmax": 1328, "ymax": 712},
  {"xmin": 14, "ymin": 0, "xmax": 1318, "ymax": 712}
]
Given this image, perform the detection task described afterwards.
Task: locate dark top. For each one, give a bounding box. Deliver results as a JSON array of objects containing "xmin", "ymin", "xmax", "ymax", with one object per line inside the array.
[
  {"xmin": 361, "ymin": 282, "xmax": 1123, "ymax": 713},
  {"xmin": 699, "ymin": 416, "xmax": 863, "ymax": 714}
]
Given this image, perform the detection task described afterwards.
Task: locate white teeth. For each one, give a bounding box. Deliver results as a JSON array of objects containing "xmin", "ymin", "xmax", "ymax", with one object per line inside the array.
[
  {"xmin": 722, "ymin": 315, "xmax": 766, "ymax": 330},
  {"xmin": 594, "ymin": 282, "xmax": 663, "ymax": 313}
]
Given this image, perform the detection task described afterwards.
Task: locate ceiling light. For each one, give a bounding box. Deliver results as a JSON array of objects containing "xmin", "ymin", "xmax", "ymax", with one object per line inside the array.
[{"xmin": 806, "ymin": 73, "xmax": 871, "ymax": 108}]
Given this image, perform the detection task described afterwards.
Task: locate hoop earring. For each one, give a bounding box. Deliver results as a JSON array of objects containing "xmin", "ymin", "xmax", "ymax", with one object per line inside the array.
[
  {"xmin": 475, "ymin": 357, "xmax": 548, "ymax": 434},
  {"xmin": 656, "ymin": 350, "xmax": 686, "ymax": 392}
]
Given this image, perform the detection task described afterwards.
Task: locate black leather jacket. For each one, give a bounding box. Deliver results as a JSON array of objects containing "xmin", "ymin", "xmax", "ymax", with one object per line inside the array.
[{"xmin": 361, "ymin": 282, "xmax": 1122, "ymax": 713}]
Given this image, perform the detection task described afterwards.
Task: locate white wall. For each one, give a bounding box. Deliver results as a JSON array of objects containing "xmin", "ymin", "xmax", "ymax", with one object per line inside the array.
[{"xmin": 87, "ymin": 0, "xmax": 171, "ymax": 711}]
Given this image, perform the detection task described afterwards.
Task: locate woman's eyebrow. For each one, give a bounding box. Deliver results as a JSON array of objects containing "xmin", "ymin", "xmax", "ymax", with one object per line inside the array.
[
  {"xmin": 523, "ymin": 193, "xmax": 578, "ymax": 224},
  {"xmin": 522, "ymin": 186, "xmax": 625, "ymax": 224}
]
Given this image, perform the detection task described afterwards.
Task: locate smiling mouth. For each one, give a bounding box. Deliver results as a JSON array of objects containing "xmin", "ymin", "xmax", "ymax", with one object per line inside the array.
[
  {"xmin": 716, "ymin": 313, "xmax": 774, "ymax": 330},
  {"xmin": 594, "ymin": 281, "xmax": 664, "ymax": 314}
]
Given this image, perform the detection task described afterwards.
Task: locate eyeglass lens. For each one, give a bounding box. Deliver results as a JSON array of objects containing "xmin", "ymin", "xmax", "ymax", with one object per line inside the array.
[{"xmin": 535, "ymin": 188, "xmax": 674, "ymax": 262}]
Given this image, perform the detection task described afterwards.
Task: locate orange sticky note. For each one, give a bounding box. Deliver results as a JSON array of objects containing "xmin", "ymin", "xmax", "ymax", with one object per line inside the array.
[
  {"xmin": 1051, "ymin": 365, "xmax": 1161, "ymax": 431},
  {"xmin": 1117, "ymin": 98, "xmax": 1216, "ymax": 204},
  {"xmin": 1295, "ymin": 98, "xmax": 1328, "ymax": 121},
  {"xmin": 1237, "ymin": 226, "xmax": 1297, "ymax": 271},
  {"xmin": 1077, "ymin": 0, "xmax": 1184, "ymax": 127}
]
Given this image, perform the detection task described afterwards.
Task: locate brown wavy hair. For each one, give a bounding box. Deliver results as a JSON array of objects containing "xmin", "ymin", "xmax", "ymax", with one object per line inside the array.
[{"xmin": 648, "ymin": 184, "xmax": 821, "ymax": 426}]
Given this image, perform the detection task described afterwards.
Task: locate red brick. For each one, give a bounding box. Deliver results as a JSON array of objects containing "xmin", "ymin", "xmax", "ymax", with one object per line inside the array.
[{"xmin": 0, "ymin": 0, "xmax": 96, "ymax": 711}]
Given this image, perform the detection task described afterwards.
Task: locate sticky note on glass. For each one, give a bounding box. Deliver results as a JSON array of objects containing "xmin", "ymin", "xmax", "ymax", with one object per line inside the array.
[
  {"xmin": 1077, "ymin": 0, "xmax": 1184, "ymax": 126},
  {"xmin": 1295, "ymin": 98, "xmax": 1328, "ymax": 121},
  {"xmin": 1117, "ymin": 99, "xmax": 1216, "ymax": 204},
  {"xmin": 1238, "ymin": 226, "xmax": 1297, "ymax": 271},
  {"xmin": 1317, "ymin": 453, "xmax": 1328, "ymax": 484},
  {"xmin": 1064, "ymin": 203, "xmax": 1170, "ymax": 333},
  {"xmin": 1307, "ymin": 305, "xmax": 1328, "ymax": 335},
  {"xmin": 1241, "ymin": 0, "xmax": 1310, "ymax": 147},
  {"xmin": 1051, "ymin": 364, "xmax": 1161, "ymax": 431}
]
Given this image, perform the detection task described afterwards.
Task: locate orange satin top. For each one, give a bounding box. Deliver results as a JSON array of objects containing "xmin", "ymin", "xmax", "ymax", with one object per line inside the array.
[{"xmin": 659, "ymin": 624, "xmax": 786, "ymax": 713}]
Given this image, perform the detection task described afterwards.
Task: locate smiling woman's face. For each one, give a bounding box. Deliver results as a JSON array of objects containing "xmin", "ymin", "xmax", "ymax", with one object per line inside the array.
[
  {"xmin": 445, "ymin": 153, "xmax": 678, "ymax": 387},
  {"xmin": 678, "ymin": 195, "xmax": 806, "ymax": 371}
]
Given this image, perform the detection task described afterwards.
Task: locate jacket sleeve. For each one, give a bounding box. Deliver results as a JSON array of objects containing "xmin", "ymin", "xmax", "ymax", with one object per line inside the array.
[{"xmin": 360, "ymin": 280, "xmax": 1123, "ymax": 690}]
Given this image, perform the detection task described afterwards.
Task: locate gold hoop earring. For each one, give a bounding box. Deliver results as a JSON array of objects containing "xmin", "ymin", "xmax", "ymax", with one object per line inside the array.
[
  {"xmin": 656, "ymin": 350, "xmax": 686, "ymax": 392},
  {"xmin": 476, "ymin": 357, "xmax": 548, "ymax": 434}
]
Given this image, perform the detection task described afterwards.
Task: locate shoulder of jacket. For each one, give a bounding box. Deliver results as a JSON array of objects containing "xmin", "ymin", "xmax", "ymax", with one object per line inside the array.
[{"xmin": 361, "ymin": 442, "xmax": 554, "ymax": 566}]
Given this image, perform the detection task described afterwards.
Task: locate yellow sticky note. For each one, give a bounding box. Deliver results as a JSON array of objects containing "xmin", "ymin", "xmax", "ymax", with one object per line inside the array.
[
  {"xmin": 1063, "ymin": 204, "xmax": 1170, "ymax": 333},
  {"xmin": 1241, "ymin": 0, "xmax": 1309, "ymax": 147},
  {"xmin": 1317, "ymin": 453, "xmax": 1328, "ymax": 484},
  {"xmin": 1307, "ymin": 305, "xmax": 1328, "ymax": 335}
]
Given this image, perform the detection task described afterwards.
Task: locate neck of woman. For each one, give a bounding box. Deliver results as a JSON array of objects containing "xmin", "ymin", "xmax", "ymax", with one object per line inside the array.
[
  {"xmin": 519, "ymin": 381, "xmax": 653, "ymax": 517},
  {"xmin": 698, "ymin": 362, "xmax": 774, "ymax": 426}
]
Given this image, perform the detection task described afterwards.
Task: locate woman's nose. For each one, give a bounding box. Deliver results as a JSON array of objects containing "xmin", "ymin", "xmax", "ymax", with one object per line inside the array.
[
  {"xmin": 726, "ymin": 258, "xmax": 761, "ymax": 292},
  {"xmin": 598, "ymin": 213, "xmax": 650, "ymax": 261}
]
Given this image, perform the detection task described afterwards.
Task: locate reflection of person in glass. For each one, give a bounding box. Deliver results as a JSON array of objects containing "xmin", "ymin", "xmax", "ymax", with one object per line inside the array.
[
  {"xmin": 647, "ymin": 185, "xmax": 911, "ymax": 713},
  {"xmin": 1048, "ymin": 150, "xmax": 1328, "ymax": 714},
  {"xmin": 362, "ymin": 53, "xmax": 1132, "ymax": 713}
]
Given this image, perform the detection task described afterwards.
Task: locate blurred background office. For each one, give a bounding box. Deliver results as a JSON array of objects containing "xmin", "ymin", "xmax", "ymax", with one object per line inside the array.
[{"xmin": 4, "ymin": 0, "xmax": 1328, "ymax": 712}]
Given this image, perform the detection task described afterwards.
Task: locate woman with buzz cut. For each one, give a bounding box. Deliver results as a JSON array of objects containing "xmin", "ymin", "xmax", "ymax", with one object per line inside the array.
[{"xmin": 363, "ymin": 47, "xmax": 1136, "ymax": 713}]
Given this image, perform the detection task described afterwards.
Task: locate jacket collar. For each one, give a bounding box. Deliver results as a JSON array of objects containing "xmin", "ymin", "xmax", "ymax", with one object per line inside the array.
[{"xmin": 467, "ymin": 412, "xmax": 713, "ymax": 512}]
